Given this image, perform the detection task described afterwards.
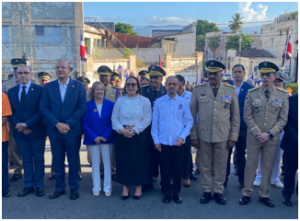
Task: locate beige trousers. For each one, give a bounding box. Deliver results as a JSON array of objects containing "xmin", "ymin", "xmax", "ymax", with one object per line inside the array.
[
  {"xmin": 199, "ymin": 140, "xmax": 228, "ymax": 194},
  {"xmin": 242, "ymin": 143, "xmax": 277, "ymax": 198}
]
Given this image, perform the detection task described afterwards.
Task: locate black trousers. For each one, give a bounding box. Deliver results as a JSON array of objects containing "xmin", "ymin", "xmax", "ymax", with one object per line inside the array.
[
  {"xmin": 160, "ymin": 144, "xmax": 185, "ymax": 196},
  {"xmin": 282, "ymin": 151, "xmax": 298, "ymax": 199},
  {"xmin": 226, "ymin": 129, "xmax": 247, "ymax": 184},
  {"xmin": 183, "ymin": 135, "xmax": 193, "ymax": 179}
]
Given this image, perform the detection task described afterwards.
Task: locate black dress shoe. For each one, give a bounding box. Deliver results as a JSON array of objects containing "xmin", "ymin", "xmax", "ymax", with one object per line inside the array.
[
  {"xmin": 163, "ymin": 195, "xmax": 171, "ymax": 204},
  {"xmin": 49, "ymin": 190, "xmax": 65, "ymax": 199},
  {"xmin": 48, "ymin": 174, "xmax": 56, "ymax": 180},
  {"xmin": 10, "ymin": 174, "xmax": 22, "ymax": 182},
  {"xmin": 282, "ymin": 197, "xmax": 293, "ymax": 206},
  {"xmin": 224, "ymin": 181, "xmax": 228, "ymax": 187},
  {"xmin": 122, "ymin": 190, "xmax": 130, "ymax": 200},
  {"xmin": 36, "ymin": 187, "xmax": 45, "ymax": 197},
  {"xmin": 70, "ymin": 189, "xmax": 79, "ymax": 200},
  {"xmin": 213, "ymin": 193, "xmax": 226, "ymax": 205},
  {"xmin": 200, "ymin": 192, "xmax": 212, "ymax": 204},
  {"xmin": 239, "ymin": 182, "xmax": 244, "ymax": 189},
  {"xmin": 259, "ymin": 197, "xmax": 275, "ymax": 207},
  {"xmin": 18, "ymin": 187, "xmax": 35, "ymax": 197},
  {"xmin": 193, "ymin": 169, "xmax": 200, "ymax": 176},
  {"xmin": 134, "ymin": 194, "xmax": 142, "ymax": 200},
  {"xmin": 173, "ymin": 194, "xmax": 182, "ymax": 204},
  {"xmin": 190, "ymin": 173, "xmax": 197, "ymax": 180},
  {"xmin": 239, "ymin": 196, "xmax": 251, "ymax": 205},
  {"xmin": 142, "ymin": 183, "xmax": 154, "ymax": 192},
  {"xmin": 2, "ymin": 189, "xmax": 11, "ymax": 197}
]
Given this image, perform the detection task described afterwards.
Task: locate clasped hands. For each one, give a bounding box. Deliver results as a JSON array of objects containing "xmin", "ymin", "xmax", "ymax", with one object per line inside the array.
[
  {"xmin": 94, "ymin": 136, "xmax": 107, "ymax": 144},
  {"xmin": 15, "ymin": 123, "xmax": 32, "ymax": 135},
  {"xmin": 256, "ymin": 132, "xmax": 270, "ymax": 144},
  {"xmin": 120, "ymin": 128, "xmax": 136, "ymax": 138},
  {"xmin": 56, "ymin": 122, "xmax": 70, "ymax": 135},
  {"xmin": 154, "ymin": 138, "xmax": 184, "ymax": 152}
]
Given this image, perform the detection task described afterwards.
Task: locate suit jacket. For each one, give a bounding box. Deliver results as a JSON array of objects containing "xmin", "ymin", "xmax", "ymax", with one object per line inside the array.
[
  {"xmin": 190, "ymin": 82, "xmax": 240, "ymax": 143},
  {"xmin": 141, "ymin": 84, "xmax": 167, "ymax": 110},
  {"xmin": 8, "ymin": 82, "xmax": 45, "ymax": 139},
  {"xmin": 40, "ymin": 77, "xmax": 87, "ymax": 138},
  {"xmin": 244, "ymin": 85, "xmax": 289, "ymax": 146},
  {"xmin": 281, "ymin": 94, "xmax": 298, "ymax": 154},
  {"xmin": 82, "ymin": 99, "xmax": 115, "ymax": 145},
  {"xmin": 229, "ymin": 81, "xmax": 254, "ymax": 130}
]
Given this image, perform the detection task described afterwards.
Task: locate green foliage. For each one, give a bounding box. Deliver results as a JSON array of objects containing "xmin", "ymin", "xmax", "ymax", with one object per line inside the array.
[
  {"xmin": 228, "ymin": 13, "xmax": 244, "ymax": 33},
  {"xmin": 208, "ymin": 36, "xmax": 220, "ymax": 59},
  {"xmin": 284, "ymin": 83, "xmax": 298, "ymax": 94},
  {"xmin": 225, "ymin": 34, "xmax": 253, "ymax": 50},
  {"xmin": 115, "ymin": 23, "xmax": 138, "ymax": 35},
  {"xmin": 123, "ymin": 48, "xmax": 135, "ymax": 58},
  {"xmin": 196, "ymin": 35, "xmax": 205, "ymax": 51},
  {"xmin": 136, "ymin": 59, "xmax": 146, "ymax": 68},
  {"xmin": 196, "ymin": 20, "xmax": 220, "ymax": 36}
]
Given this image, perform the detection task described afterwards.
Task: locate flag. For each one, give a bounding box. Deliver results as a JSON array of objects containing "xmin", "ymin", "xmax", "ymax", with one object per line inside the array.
[
  {"xmin": 250, "ymin": 72, "xmax": 254, "ymax": 80},
  {"xmin": 117, "ymin": 65, "xmax": 123, "ymax": 74},
  {"xmin": 159, "ymin": 55, "xmax": 162, "ymax": 67},
  {"xmin": 281, "ymin": 34, "xmax": 292, "ymax": 67},
  {"xmin": 124, "ymin": 70, "xmax": 128, "ymax": 79},
  {"xmin": 80, "ymin": 29, "xmax": 87, "ymax": 63}
]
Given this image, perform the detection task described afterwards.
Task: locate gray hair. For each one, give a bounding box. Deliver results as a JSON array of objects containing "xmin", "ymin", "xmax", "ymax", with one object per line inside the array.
[
  {"xmin": 16, "ymin": 65, "xmax": 32, "ymax": 73},
  {"xmin": 165, "ymin": 75, "xmax": 179, "ymax": 84}
]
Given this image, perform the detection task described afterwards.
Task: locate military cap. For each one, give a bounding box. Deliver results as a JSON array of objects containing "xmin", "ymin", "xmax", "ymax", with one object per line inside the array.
[
  {"xmin": 138, "ymin": 70, "xmax": 150, "ymax": 78},
  {"xmin": 38, "ymin": 72, "xmax": 52, "ymax": 81},
  {"xmin": 77, "ymin": 76, "xmax": 90, "ymax": 86},
  {"xmin": 275, "ymin": 72, "xmax": 285, "ymax": 82},
  {"xmin": 8, "ymin": 73, "xmax": 14, "ymax": 80},
  {"xmin": 11, "ymin": 58, "xmax": 27, "ymax": 70},
  {"xmin": 97, "ymin": 65, "xmax": 112, "ymax": 76},
  {"xmin": 206, "ymin": 60, "xmax": 226, "ymax": 73},
  {"xmin": 111, "ymin": 71, "xmax": 121, "ymax": 80},
  {"xmin": 148, "ymin": 65, "xmax": 166, "ymax": 77},
  {"xmin": 258, "ymin": 61, "xmax": 279, "ymax": 74}
]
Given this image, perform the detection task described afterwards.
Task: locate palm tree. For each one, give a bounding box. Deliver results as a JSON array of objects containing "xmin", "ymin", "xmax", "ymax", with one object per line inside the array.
[
  {"xmin": 208, "ymin": 36, "xmax": 220, "ymax": 60},
  {"xmin": 228, "ymin": 13, "xmax": 243, "ymax": 33}
]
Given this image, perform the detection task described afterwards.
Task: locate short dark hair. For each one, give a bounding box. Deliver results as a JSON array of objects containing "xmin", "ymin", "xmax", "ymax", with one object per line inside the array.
[
  {"xmin": 232, "ymin": 64, "xmax": 245, "ymax": 72},
  {"xmin": 124, "ymin": 76, "xmax": 141, "ymax": 95},
  {"xmin": 175, "ymin": 75, "xmax": 185, "ymax": 85}
]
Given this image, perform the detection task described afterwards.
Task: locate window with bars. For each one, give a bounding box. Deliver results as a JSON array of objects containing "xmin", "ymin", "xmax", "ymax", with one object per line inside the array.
[
  {"xmin": 36, "ymin": 26, "xmax": 62, "ymax": 43},
  {"xmin": 2, "ymin": 26, "xmax": 9, "ymax": 43}
]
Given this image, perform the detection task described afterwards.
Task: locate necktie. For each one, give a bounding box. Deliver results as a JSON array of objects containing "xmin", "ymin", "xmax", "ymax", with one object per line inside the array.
[
  {"xmin": 212, "ymin": 88, "xmax": 218, "ymax": 97},
  {"xmin": 264, "ymin": 90, "xmax": 270, "ymax": 101},
  {"xmin": 20, "ymin": 86, "xmax": 26, "ymax": 106},
  {"xmin": 153, "ymin": 90, "xmax": 157, "ymax": 98}
]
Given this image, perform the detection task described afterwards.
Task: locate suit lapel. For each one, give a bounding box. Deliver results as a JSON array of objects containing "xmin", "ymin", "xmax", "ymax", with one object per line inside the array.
[
  {"xmin": 13, "ymin": 86, "xmax": 21, "ymax": 109},
  {"xmin": 53, "ymin": 80, "xmax": 63, "ymax": 104},
  {"xmin": 204, "ymin": 83, "xmax": 215, "ymax": 100},
  {"xmin": 63, "ymin": 78, "xmax": 75, "ymax": 104}
]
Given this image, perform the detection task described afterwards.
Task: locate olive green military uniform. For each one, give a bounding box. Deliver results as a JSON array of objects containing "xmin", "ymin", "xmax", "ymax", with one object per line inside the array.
[
  {"xmin": 190, "ymin": 82, "xmax": 240, "ymax": 194},
  {"xmin": 242, "ymin": 85, "xmax": 289, "ymax": 198}
]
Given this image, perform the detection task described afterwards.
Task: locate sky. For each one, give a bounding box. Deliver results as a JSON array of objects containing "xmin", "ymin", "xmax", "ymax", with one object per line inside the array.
[{"xmin": 83, "ymin": 2, "xmax": 298, "ymax": 27}]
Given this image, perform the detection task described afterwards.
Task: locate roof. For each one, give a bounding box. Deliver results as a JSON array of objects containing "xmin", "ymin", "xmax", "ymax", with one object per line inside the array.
[
  {"xmin": 109, "ymin": 31, "xmax": 160, "ymax": 48},
  {"xmin": 236, "ymin": 49, "xmax": 273, "ymax": 58}
]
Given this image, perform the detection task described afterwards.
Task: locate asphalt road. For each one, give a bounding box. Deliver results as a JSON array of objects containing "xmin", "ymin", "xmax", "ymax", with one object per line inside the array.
[{"xmin": 2, "ymin": 143, "xmax": 298, "ymax": 219}]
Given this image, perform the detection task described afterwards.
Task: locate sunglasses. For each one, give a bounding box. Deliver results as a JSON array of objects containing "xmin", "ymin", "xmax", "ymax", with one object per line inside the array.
[
  {"xmin": 167, "ymin": 82, "xmax": 178, "ymax": 86},
  {"xmin": 126, "ymin": 83, "xmax": 138, "ymax": 87}
]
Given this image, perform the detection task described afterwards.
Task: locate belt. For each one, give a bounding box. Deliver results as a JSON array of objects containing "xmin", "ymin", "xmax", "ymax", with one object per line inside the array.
[{"xmin": 123, "ymin": 125, "xmax": 135, "ymax": 129}]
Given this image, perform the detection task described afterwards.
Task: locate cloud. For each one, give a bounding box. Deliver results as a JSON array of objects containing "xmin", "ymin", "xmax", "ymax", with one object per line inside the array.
[
  {"xmin": 147, "ymin": 16, "xmax": 194, "ymax": 25},
  {"xmin": 92, "ymin": 16, "xmax": 123, "ymax": 23},
  {"xmin": 238, "ymin": 2, "xmax": 269, "ymax": 25}
]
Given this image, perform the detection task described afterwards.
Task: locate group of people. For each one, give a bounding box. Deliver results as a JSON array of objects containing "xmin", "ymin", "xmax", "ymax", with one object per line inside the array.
[{"xmin": 2, "ymin": 57, "xmax": 298, "ymax": 208}]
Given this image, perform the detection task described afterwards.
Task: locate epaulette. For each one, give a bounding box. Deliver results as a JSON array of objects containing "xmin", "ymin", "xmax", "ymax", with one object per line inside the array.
[
  {"xmin": 277, "ymin": 87, "xmax": 287, "ymax": 93},
  {"xmin": 194, "ymin": 83, "xmax": 206, "ymax": 88},
  {"xmin": 248, "ymin": 87, "xmax": 259, "ymax": 92},
  {"xmin": 225, "ymin": 83, "xmax": 235, "ymax": 89}
]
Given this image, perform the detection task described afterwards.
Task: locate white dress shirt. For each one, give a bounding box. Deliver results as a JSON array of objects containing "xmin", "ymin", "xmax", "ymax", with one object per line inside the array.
[
  {"xmin": 18, "ymin": 81, "xmax": 32, "ymax": 101},
  {"xmin": 234, "ymin": 81, "xmax": 244, "ymax": 96},
  {"xmin": 111, "ymin": 94, "xmax": 152, "ymax": 134},
  {"xmin": 179, "ymin": 89, "xmax": 192, "ymax": 102},
  {"xmin": 58, "ymin": 77, "xmax": 70, "ymax": 102},
  {"xmin": 151, "ymin": 94, "xmax": 193, "ymax": 146}
]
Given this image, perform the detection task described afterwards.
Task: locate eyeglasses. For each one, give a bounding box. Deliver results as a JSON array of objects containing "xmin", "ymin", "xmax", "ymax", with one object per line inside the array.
[
  {"xmin": 260, "ymin": 73, "xmax": 272, "ymax": 77},
  {"xmin": 17, "ymin": 72, "xmax": 30, "ymax": 75},
  {"xmin": 126, "ymin": 83, "xmax": 137, "ymax": 87},
  {"xmin": 167, "ymin": 82, "xmax": 178, "ymax": 86}
]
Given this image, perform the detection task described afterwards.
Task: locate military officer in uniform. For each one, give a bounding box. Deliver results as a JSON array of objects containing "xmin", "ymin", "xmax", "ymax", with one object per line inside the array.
[
  {"xmin": 239, "ymin": 61, "xmax": 289, "ymax": 207},
  {"xmin": 138, "ymin": 70, "xmax": 150, "ymax": 87},
  {"xmin": 37, "ymin": 72, "xmax": 52, "ymax": 87},
  {"xmin": 2, "ymin": 58, "xmax": 26, "ymax": 182},
  {"xmin": 110, "ymin": 72, "xmax": 118, "ymax": 87},
  {"xmin": 190, "ymin": 60, "xmax": 240, "ymax": 205},
  {"xmin": 111, "ymin": 71, "xmax": 123, "ymax": 89},
  {"xmin": 142, "ymin": 65, "xmax": 167, "ymax": 192}
]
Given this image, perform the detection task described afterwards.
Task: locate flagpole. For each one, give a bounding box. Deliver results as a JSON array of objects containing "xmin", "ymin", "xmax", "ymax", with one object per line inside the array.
[{"xmin": 289, "ymin": 56, "xmax": 292, "ymax": 77}]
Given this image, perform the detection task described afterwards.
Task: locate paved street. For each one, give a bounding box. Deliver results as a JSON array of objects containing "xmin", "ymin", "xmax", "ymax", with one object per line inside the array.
[{"xmin": 3, "ymin": 142, "xmax": 298, "ymax": 219}]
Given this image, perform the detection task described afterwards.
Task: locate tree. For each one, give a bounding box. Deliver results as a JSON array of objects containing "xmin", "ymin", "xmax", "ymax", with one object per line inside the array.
[
  {"xmin": 115, "ymin": 22, "xmax": 138, "ymax": 35},
  {"xmin": 196, "ymin": 35, "xmax": 205, "ymax": 51},
  {"xmin": 208, "ymin": 36, "xmax": 220, "ymax": 60},
  {"xmin": 228, "ymin": 13, "xmax": 243, "ymax": 33},
  {"xmin": 196, "ymin": 20, "xmax": 220, "ymax": 36},
  {"xmin": 123, "ymin": 48, "xmax": 135, "ymax": 58},
  {"xmin": 225, "ymin": 34, "xmax": 253, "ymax": 51}
]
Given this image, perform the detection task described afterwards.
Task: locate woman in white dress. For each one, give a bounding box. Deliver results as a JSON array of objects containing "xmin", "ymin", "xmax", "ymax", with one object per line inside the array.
[{"xmin": 111, "ymin": 76, "xmax": 152, "ymax": 200}]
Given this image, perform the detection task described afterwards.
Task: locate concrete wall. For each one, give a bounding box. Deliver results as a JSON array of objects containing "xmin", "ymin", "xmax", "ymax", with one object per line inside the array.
[
  {"xmin": 152, "ymin": 30, "xmax": 182, "ymax": 37},
  {"xmin": 85, "ymin": 22, "xmax": 115, "ymax": 32},
  {"xmin": 94, "ymin": 48, "xmax": 123, "ymax": 59},
  {"xmin": 132, "ymin": 48, "xmax": 164, "ymax": 63},
  {"xmin": 166, "ymin": 32, "xmax": 196, "ymax": 57},
  {"xmin": 31, "ymin": 2, "xmax": 74, "ymax": 19},
  {"xmin": 2, "ymin": 2, "xmax": 11, "ymax": 18}
]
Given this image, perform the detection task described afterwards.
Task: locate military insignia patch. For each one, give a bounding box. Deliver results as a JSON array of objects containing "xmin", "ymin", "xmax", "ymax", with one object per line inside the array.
[
  {"xmin": 245, "ymin": 94, "xmax": 248, "ymax": 99},
  {"xmin": 152, "ymin": 66, "xmax": 155, "ymax": 69},
  {"xmin": 200, "ymin": 93, "xmax": 206, "ymax": 98},
  {"xmin": 94, "ymin": 109, "xmax": 97, "ymax": 112},
  {"xmin": 264, "ymin": 62, "xmax": 267, "ymax": 66},
  {"xmin": 210, "ymin": 61, "xmax": 214, "ymax": 65},
  {"xmin": 178, "ymin": 104, "xmax": 183, "ymax": 110}
]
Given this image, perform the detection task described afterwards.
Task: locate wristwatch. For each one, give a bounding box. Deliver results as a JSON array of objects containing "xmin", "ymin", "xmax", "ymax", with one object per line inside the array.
[
  {"xmin": 268, "ymin": 132, "xmax": 274, "ymax": 139},
  {"xmin": 23, "ymin": 123, "xmax": 27, "ymax": 129}
]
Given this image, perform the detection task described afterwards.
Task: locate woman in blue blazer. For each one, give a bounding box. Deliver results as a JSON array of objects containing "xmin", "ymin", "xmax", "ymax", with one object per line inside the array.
[{"xmin": 82, "ymin": 81, "xmax": 115, "ymax": 197}]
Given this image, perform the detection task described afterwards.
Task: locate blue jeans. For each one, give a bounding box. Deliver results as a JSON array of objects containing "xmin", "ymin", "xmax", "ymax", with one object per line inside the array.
[
  {"xmin": 15, "ymin": 138, "xmax": 45, "ymax": 187},
  {"xmin": 2, "ymin": 141, "xmax": 10, "ymax": 190}
]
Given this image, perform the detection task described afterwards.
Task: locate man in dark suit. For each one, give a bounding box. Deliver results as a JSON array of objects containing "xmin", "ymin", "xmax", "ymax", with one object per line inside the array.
[
  {"xmin": 8, "ymin": 65, "xmax": 46, "ymax": 197},
  {"xmin": 281, "ymin": 94, "xmax": 298, "ymax": 206},
  {"xmin": 142, "ymin": 65, "xmax": 167, "ymax": 192},
  {"xmin": 40, "ymin": 60, "xmax": 86, "ymax": 200},
  {"xmin": 225, "ymin": 64, "xmax": 254, "ymax": 188}
]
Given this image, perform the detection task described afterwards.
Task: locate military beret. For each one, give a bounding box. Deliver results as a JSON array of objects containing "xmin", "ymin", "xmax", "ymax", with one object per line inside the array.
[
  {"xmin": 77, "ymin": 76, "xmax": 90, "ymax": 86},
  {"xmin": 148, "ymin": 65, "xmax": 166, "ymax": 77},
  {"xmin": 258, "ymin": 61, "xmax": 279, "ymax": 74},
  {"xmin": 11, "ymin": 58, "xmax": 27, "ymax": 70},
  {"xmin": 111, "ymin": 71, "xmax": 121, "ymax": 80},
  {"xmin": 138, "ymin": 70, "xmax": 150, "ymax": 78},
  {"xmin": 206, "ymin": 60, "xmax": 226, "ymax": 73},
  {"xmin": 97, "ymin": 65, "xmax": 112, "ymax": 76},
  {"xmin": 38, "ymin": 72, "xmax": 52, "ymax": 81}
]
